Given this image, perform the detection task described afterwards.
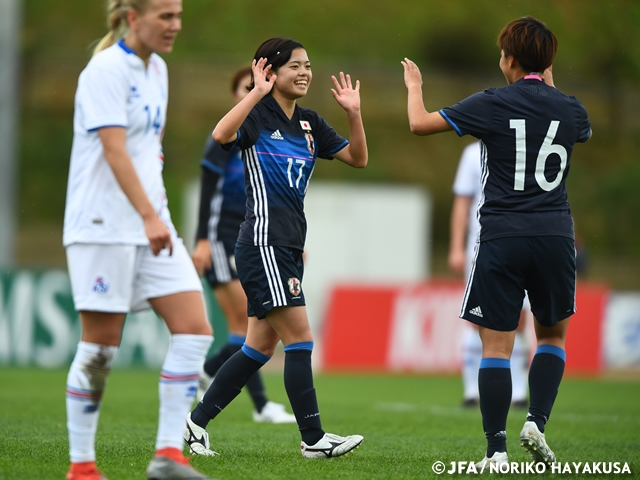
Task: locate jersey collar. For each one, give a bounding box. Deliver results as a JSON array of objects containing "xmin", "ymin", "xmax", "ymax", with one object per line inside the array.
[
  {"xmin": 117, "ymin": 38, "xmax": 136, "ymax": 55},
  {"xmin": 523, "ymin": 73, "xmax": 543, "ymax": 81},
  {"xmin": 264, "ymin": 95, "xmax": 299, "ymax": 123}
]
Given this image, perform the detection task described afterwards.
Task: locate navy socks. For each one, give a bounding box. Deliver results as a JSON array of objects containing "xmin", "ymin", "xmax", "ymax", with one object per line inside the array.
[
  {"xmin": 478, "ymin": 358, "xmax": 512, "ymax": 456},
  {"xmin": 527, "ymin": 345, "xmax": 566, "ymax": 433},
  {"xmin": 283, "ymin": 342, "xmax": 324, "ymax": 445},
  {"xmin": 203, "ymin": 336, "xmax": 268, "ymax": 413},
  {"xmin": 192, "ymin": 344, "xmax": 269, "ymax": 428}
]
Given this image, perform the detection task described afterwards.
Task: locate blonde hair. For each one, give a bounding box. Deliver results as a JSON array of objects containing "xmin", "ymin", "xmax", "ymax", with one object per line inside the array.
[{"xmin": 92, "ymin": 0, "xmax": 150, "ymax": 56}]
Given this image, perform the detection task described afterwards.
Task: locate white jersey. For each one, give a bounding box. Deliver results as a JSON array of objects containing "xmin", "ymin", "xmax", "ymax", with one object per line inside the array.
[
  {"xmin": 63, "ymin": 40, "xmax": 175, "ymax": 246},
  {"xmin": 452, "ymin": 141, "xmax": 482, "ymax": 274}
]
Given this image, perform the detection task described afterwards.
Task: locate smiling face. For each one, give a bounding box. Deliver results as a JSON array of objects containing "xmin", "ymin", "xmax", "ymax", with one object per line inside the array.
[
  {"xmin": 127, "ymin": 0, "xmax": 182, "ymax": 59},
  {"xmin": 272, "ymin": 48, "xmax": 312, "ymax": 100}
]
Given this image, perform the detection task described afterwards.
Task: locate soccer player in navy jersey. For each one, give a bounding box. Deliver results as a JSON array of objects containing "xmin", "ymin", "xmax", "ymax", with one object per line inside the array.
[
  {"xmin": 402, "ymin": 17, "xmax": 591, "ymax": 467},
  {"xmin": 184, "ymin": 37, "xmax": 367, "ymax": 459},
  {"xmin": 191, "ymin": 67, "xmax": 295, "ymax": 425}
]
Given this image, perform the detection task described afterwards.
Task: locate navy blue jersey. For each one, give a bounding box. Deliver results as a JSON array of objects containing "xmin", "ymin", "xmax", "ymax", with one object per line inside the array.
[
  {"xmin": 440, "ymin": 76, "xmax": 591, "ymax": 242},
  {"xmin": 225, "ymin": 95, "xmax": 348, "ymax": 250},
  {"xmin": 195, "ymin": 137, "xmax": 246, "ymax": 243}
]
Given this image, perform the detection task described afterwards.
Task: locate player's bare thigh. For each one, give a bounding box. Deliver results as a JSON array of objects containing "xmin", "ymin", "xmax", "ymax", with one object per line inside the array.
[
  {"xmin": 214, "ymin": 279, "xmax": 248, "ymax": 335},
  {"xmin": 149, "ymin": 291, "xmax": 212, "ymax": 336}
]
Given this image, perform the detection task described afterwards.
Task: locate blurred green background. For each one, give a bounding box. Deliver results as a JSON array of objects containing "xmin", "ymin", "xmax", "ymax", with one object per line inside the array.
[{"xmin": 17, "ymin": 0, "xmax": 640, "ymax": 288}]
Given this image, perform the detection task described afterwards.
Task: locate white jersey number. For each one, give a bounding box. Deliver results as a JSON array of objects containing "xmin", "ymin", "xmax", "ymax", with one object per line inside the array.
[
  {"xmin": 509, "ymin": 119, "xmax": 568, "ymax": 192},
  {"xmin": 287, "ymin": 158, "xmax": 306, "ymax": 189}
]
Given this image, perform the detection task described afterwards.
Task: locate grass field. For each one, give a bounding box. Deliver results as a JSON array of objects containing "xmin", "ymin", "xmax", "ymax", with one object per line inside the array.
[{"xmin": 0, "ymin": 368, "xmax": 638, "ymax": 480}]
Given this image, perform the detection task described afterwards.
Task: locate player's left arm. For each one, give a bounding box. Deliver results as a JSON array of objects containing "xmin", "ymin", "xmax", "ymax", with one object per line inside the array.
[
  {"xmin": 544, "ymin": 65, "xmax": 593, "ymax": 142},
  {"xmin": 402, "ymin": 58, "xmax": 452, "ymax": 136},
  {"xmin": 330, "ymin": 72, "xmax": 368, "ymax": 168}
]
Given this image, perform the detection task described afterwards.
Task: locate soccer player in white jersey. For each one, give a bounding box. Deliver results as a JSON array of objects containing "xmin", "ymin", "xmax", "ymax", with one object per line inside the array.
[
  {"xmin": 449, "ymin": 141, "xmax": 530, "ymax": 409},
  {"xmin": 63, "ymin": 1, "xmax": 214, "ymax": 479},
  {"xmin": 404, "ymin": 16, "xmax": 590, "ymax": 469},
  {"xmin": 183, "ymin": 37, "xmax": 367, "ymax": 459}
]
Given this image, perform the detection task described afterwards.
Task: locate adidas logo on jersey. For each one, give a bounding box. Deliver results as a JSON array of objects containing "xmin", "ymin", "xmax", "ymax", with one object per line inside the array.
[
  {"xmin": 469, "ymin": 306, "xmax": 483, "ymax": 318},
  {"xmin": 271, "ymin": 129, "xmax": 284, "ymax": 140}
]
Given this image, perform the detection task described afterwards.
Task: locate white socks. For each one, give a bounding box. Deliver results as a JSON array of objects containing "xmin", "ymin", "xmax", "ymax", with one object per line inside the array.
[
  {"xmin": 511, "ymin": 332, "xmax": 529, "ymax": 402},
  {"xmin": 66, "ymin": 341, "xmax": 118, "ymax": 463},
  {"xmin": 155, "ymin": 334, "xmax": 213, "ymax": 450},
  {"xmin": 462, "ymin": 329, "xmax": 529, "ymax": 402},
  {"xmin": 462, "ymin": 328, "xmax": 483, "ymax": 400}
]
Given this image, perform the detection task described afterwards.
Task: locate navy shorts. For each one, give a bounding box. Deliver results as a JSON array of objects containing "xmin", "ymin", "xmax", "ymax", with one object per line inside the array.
[
  {"xmin": 461, "ymin": 236, "xmax": 576, "ymax": 331},
  {"xmin": 234, "ymin": 243, "xmax": 305, "ymax": 320},
  {"xmin": 204, "ymin": 237, "xmax": 239, "ymax": 288}
]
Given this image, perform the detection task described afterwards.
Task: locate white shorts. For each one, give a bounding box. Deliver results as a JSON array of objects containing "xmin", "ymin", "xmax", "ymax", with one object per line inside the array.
[{"xmin": 66, "ymin": 238, "xmax": 202, "ymax": 313}]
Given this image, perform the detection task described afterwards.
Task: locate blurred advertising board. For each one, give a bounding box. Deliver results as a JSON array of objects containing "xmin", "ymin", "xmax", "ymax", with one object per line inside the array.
[
  {"xmin": 321, "ymin": 281, "xmax": 610, "ymax": 375},
  {"xmin": 0, "ymin": 269, "xmax": 227, "ymax": 368}
]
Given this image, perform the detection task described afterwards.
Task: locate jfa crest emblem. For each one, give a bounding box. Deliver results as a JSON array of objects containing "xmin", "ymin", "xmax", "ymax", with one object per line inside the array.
[
  {"xmin": 304, "ymin": 133, "xmax": 315, "ymax": 156},
  {"xmin": 287, "ymin": 277, "xmax": 301, "ymax": 296},
  {"xmin": 92, "ymin": 276, "xmax": 110, "ymax": 294}
]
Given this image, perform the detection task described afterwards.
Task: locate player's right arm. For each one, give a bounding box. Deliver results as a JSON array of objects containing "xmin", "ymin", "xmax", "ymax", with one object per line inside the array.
[
  {"xmin": 192, "ymin": 163, "xmax": 220, "ymax": 275},
  {"xmin": 213, "ymin": 58, "xmax": 275, "ymax": 145},
  {"xmin": 98, "ymin": 126, "xmax": 172, "ymax": 256},
  {"xmin": 191, "ymin": 239, "xmax": 211, "ymax": 276},
  {"xmin": 448, "ymin": 195, "xmax": 472, "ymax": 275}
]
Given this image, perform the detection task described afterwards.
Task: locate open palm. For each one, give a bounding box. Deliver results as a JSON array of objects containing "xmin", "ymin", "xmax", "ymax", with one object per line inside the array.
[{"xmin": 331, "ymin": 72, "xmax": 361, "ymax": 113}]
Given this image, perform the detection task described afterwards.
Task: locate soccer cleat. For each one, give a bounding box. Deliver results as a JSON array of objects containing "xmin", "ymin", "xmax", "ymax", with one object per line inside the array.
[
  {"xmin": 512, "ymin": 399, "xmax": 528, "ymax": 409},
  {"xmin": 461, "ymin": 398, "xmax": 479, "ymax": 408},
  {"xmin": 474, "ymin": 451, "xmax": 508, "ymax": 470},
  {"xmin": 146, "ymin": 456, "xmax": 215, "ymax": 480},
  {"xmin": 66, "ymin": 462, "xmax": 107, "ymax": 480},
  {"xmin": 252, "ymin": 401, "xmax": 297, "ymax": 424},
  {"xmin": 183, "ymin": 414, "xmax": 219, "ymax": 457},
  {"xmin": 520, "ymin": 421, "xmax": 556, "ymax": 466},
  {"xmin": 196, "ymin": 369, "xmax": 213, "ymax": 402},
  {"xmin": 301, "ymin": 432, "xmax": 364, "ymax": 459}
]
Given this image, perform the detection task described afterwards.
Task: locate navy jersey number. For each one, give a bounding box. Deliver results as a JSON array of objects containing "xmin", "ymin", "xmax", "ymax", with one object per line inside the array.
[{"xmin": 510, "ymin": 119, "xmax": 568, "ymax": 192}]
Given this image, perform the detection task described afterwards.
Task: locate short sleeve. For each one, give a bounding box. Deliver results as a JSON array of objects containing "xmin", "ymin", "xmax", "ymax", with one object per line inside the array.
[
  {"xmin": 439, "ymin": 90, "xmax": 495, "ymax": 139},
  {"xmin": 201, "ymin": 136, "xmax": 231, "ymax": 175},
  {"xmin": 78, "ymin": 63, "xmax": 129, "ymax": 131},
  {"xmin": 311, "ymin": 112, "xmax": 348, "ymax": 159},
  {"xmin": 576, "ymin": 102, "xmax": 591, "ymax": 143},
  {"xmin": 223, "ymin": 106, "xmax": 263, "ymax": 151},
  {"xmin": 452, "ymin": 142, "xmax": 482, "ymax": 197}
]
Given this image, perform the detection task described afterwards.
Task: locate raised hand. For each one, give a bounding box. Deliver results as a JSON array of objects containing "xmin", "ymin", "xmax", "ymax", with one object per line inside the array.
[
  {"xmin": 401, "ymin": 57, "xmax": 423, "ymax": 90},
  {"xmin": 331, "ymin": 72, "xmax": 361, "ymax": 113},
  {"xmin": 252, "ymin": 57, "xmax": 276, "ymax": 96}
]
